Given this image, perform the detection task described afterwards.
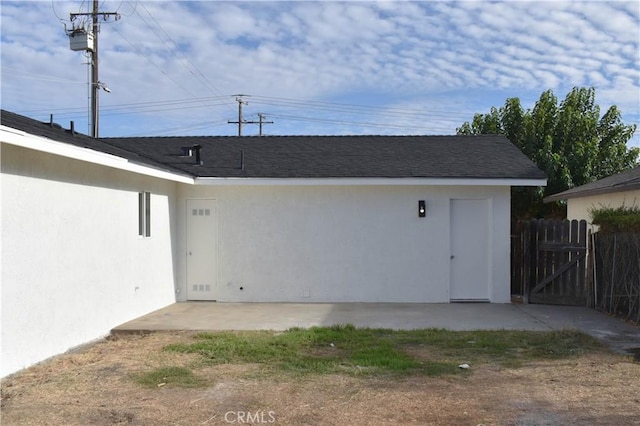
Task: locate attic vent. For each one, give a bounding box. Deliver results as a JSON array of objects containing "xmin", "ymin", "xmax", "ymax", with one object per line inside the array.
[{"xmin": 180, "ymin": 146, "xmax": 193, "ymax": 157}]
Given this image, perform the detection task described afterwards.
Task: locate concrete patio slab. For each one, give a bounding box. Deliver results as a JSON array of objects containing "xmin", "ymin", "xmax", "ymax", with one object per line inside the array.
[{"xmin": 112, "ymin": 302, "xmax": 640, "ymax": 356}]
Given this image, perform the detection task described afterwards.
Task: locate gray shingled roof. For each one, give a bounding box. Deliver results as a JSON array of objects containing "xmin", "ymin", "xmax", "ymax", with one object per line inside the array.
[
  {"xmin": 2, "ymin": 109, "xmax": 545, "ymax": 180},
  {"xmin": 0, "ymin": 110, "xmax": 189, "ymax": 176},
  {"xmin": 544, "ymin": 166, "xmax": 640, "ymax": 202}
]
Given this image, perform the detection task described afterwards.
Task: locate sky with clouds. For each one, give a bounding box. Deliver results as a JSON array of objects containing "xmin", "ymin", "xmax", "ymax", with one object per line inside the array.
[{"xmin": 1, "ymin": 1, "xmax": 639, "ymax": 147}]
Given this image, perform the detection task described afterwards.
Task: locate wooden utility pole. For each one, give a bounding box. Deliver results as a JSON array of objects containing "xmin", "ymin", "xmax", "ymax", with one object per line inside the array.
[
  {"xmin": 255, "ymin": 113, "xmax": 274, "ymax": 136},
  {"xmin": 228, "ymin": 96, "xmax": 274, "ymax": 136},
  {"xmin": 70, "ymin": 1, "xmax": 119, "ymax": 138},
  {"xmin": 91, "ymin": 0, "xmax": 99, "ymax": 138},
  {"xmin": 228, "ymin": 96, "xmax": 249, "ymax": 136}
]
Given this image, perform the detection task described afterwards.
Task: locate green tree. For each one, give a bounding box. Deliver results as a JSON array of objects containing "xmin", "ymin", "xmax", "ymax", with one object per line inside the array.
[{"xmin": 457, "ymin": 87, "xmax": 639, "ymax": 219}]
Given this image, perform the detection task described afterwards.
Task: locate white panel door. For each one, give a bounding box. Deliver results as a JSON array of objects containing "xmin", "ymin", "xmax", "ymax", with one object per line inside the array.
[
  {"xmin": 186, "ymin": 199, "xmax": 217, "ymax": 301},
  {"xmin": 449, "ymin": 199, "xmax": 490, "ymax": 301}
]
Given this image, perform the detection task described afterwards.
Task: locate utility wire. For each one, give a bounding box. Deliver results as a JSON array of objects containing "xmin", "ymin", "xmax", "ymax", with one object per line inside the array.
[
  {"xmin": 125, "ymin": 119, "xmax": 230, "ymax": 137},
  {"xmin": 117, "ymin": 0, "xmax": 138, "ymax": 17},
  {"xmin": 249, "ymin": 95, "xmax": 476, "ymax": 120},
  {"xmin": 139, "ymin": 2, "xmax": 229, "ymax": 101},
  {"xmin": 51, "ymin": 0, "xmax": 68, "ymax": 23},
  {"xmin": 2, "ymin": 68, "xmax": 85, "ymax": 85},
  {"xmin": 268, "ymin": 113, "xmax": 449, "ymax": 132},
  {"xmin": 110, "ymin": 24, "xmax": 199, "ymax": 98},
  {"xmin": 101, "ymin": 101, "xmax": 231, "ymax": 117},
  {"xmin": 15, "ymin": 93, "xmax": 472, "ymax": 134},
  {"xmin": 101, "ymin": 95, "xmax": 231, "ymax": 110},
  {"xmin": 14, "ymin": 95, "xmax": 229, "ymax": 116},
  {"xmin": 134, "ymin": 2, "xmax": 235, "ymax": 111}
]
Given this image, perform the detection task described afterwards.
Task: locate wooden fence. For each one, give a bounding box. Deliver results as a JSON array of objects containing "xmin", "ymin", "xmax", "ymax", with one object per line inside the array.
[
  {"xmin": 511, "ymin": 219, "xmax": 588, "ymax": 305},
  {"xmin": 590, "ymin": 232, "xmax": 640, "ymax": 324}
]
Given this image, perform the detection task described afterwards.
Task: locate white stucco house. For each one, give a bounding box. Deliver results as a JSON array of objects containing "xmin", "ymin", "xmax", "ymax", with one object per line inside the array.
[
  {"xmin": 1, "ymin": 110, "xmax": 545, "ymax": 376},
  {"xmin": 544, "ymin": 166, "xmax": 640, "ymax": 227}
]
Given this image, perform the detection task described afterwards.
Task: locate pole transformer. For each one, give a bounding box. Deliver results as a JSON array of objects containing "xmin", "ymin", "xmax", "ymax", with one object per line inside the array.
[{"xmin": 69, "ymin": 0, "xmax": 119, "ymax": 138}]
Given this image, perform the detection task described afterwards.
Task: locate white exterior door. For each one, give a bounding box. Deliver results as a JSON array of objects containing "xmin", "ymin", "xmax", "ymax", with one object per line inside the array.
[
  {"xmin": 186, "ymin": 199, "xmax": 217, "ymax": 301},
  {"xmin": 449, "ymin": 199, "xmax": 490, "ymax": 301}
]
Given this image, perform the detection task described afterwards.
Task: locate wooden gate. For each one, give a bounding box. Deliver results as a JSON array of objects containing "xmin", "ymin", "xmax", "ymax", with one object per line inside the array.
[{"xmin": 511, "ymin": 219, "xmax": 588, "ymax": 305}]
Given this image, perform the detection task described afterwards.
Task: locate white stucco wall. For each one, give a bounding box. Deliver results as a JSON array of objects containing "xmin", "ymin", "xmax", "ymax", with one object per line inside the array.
[
  {"xmin": 177, "ymin": 184, "xmax": 511, "ymax": 304},
  {"xmin": 0, "ymin": 135, "xmax": 517, "ymax": 376},
  {"xmin": 567, "ymin": 190, "xmax": 640, "ymax": 226},
  {"xmin": 1, "ymin": 144, "xmax": 178, "ymax": 377}
]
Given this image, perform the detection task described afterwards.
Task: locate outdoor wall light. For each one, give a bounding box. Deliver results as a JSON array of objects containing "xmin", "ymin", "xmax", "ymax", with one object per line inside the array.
[{"xmin": 418, "ymin": 200, "xmax": 426, "ymax": 217}]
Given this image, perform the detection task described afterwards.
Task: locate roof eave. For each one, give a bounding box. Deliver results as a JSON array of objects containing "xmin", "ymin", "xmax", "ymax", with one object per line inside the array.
[
  {"xmin": 1, "ymin": 125, "xmax": 195, "ymax": 184},
  {"xmin": 544, "ymin": 183, "xmax": 640, "ymax": 203},
  {"xmin": 194, "ymin": 177, "xmax": 547, "ymax": 186}
]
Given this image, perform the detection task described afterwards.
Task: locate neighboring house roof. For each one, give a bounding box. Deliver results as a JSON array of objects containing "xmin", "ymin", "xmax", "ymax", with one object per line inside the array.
[
  {"xmin": 1, "ymin": 109, "xmax": 545, "ymax": 181},
  {"xmin": 544, "ymin": 166, "xmax": 640, "ymax": 203}
]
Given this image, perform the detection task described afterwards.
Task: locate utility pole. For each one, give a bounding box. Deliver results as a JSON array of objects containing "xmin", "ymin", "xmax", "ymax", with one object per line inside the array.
[
  {"xmin": 255, "ymin": 113, "xmax": 274, "ymax": 136},
  {"xmin": 69, "ymin": 1, "xmax": 119, "ymax": 138},
  {"xmin": 228, "ymin": 95, "xmax": 275, "ymax": 136},
  {"xmin": 227, "ymin": 96, "xmax": 249, "ymax": 136}
]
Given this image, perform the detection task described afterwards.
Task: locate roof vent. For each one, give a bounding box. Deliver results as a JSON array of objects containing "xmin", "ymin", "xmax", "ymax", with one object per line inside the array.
[
  {"xmin": 48, "ymin": 114, "xmax": 62, "ymax": 129},
  {"xmin": 193, "ymin": 144, "xmax": 202, "ymax": 165},
  {"xmin": 179, "ymin": 145, "xmax": 202, "ymax": 165}
]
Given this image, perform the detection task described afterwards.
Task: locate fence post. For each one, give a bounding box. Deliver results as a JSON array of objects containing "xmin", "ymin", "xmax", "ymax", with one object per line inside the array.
[
  {"xmin": 587, "ymin": 230, "xmax": 595, "ymax": 308},
  {"xmin": 524, "ymin": 219, "xmax": 538, "ymax": 304},
  {"xmin": 609, "ymin": 234, "xmax": 617, "ymax": 312}
]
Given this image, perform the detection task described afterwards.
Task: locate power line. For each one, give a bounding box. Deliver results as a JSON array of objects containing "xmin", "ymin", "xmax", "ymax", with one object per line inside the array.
[
  {"xmin": 103, "ymin": 95, "xmax": 230, "ymax": 109},
  {"xmin": 101, "ymin": 101, "xmax": 231, "ymax": 117},
  {"xmin": 249, "ymin": 95, "xmax": 476, "ymax": 120},
  {"xmin": 267, "ymin": 113, "xmax": 444, "ymax": 132},
  {"xmin": 15, "ymin": 92, "xmax": 469, "ymax": 135},
  {"xmin": 125, "ymin": 119, "xmax": 229, "ymax": 137},
  {"xmin": 133, "ymin": 2, "xmax": 234, "ymax": 111},
  {"xmin": 1, "ymin": 68, "xmax": 85, "ymax": 85},
  {"xmin": 110, "ymin": 24, "xmax": 199, "ymax": 98},
  {"xmin": 51, "ymin": 0, "xmax": 67, "ymax": 23},
  {"xmin": 116, "ymin": 0, "xmax": 138, "ymax": 17},
  {"xmin": 13, "ymin": 95, "xmax": 231, "ymax": 117},
  {"xmin": 14, "ymin": 90, "xmax": 478, "ymax": 122}
]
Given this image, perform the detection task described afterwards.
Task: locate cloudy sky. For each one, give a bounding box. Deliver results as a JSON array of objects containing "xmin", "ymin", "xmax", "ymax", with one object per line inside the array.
[{"xmin": 1, "ymin": 1, "xmax": 638, "ymax": 147}]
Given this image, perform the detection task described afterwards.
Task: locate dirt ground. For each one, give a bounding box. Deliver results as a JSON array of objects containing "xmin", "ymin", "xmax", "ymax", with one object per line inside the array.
[{"xmin": 2, "ymin": 332, "xmax": 639, "ymax": 426}]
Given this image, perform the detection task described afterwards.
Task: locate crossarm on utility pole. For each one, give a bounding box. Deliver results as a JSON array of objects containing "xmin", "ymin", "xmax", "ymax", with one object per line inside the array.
[{"xmin": 228, "ymin": 96, "xmax": 249, "ymax": 136}]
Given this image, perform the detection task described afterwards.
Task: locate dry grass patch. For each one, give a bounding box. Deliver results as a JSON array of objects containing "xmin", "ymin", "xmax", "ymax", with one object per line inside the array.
[{"xmin": 1, "ymin": 328, "xmax": 638, "ymax": 425}]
